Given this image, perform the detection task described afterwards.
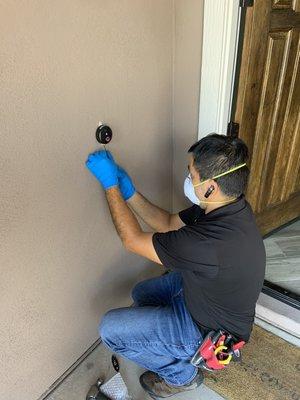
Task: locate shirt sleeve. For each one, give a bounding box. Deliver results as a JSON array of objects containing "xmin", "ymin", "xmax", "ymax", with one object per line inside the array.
[
  {"xmin": 152, "ymin": 226, "xmax": 219, "ymax": 278},
  {"xmin": 179, "ymin": 205, "xmax": 205, "ymax": 225}
]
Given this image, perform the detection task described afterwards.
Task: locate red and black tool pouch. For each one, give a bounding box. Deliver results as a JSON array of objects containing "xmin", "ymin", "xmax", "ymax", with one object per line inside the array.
[{"xmin": 190, "ymin": 329, "xmax": 245, "ymax": 371}]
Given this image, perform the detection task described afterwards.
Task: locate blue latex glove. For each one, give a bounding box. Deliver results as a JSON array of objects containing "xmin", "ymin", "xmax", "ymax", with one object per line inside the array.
[
  {"xmin": 85, "ymin": 150, "xmax": 118, "ymax": 190},
  {"xmin": 117, "ymin": 166, "xmax": 136, "ymax": 201}
]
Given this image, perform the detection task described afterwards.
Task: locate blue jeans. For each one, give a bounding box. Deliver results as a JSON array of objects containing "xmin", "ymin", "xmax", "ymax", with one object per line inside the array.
[{"xmin": 99, "ymin": 271, "xmax": 203, "ymax": 386}]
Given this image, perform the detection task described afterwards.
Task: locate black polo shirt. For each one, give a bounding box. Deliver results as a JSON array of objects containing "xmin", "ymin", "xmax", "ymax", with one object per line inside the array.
[{"xmin": 152, "ymin": 195, "xmax": 266, "ymax": 341}]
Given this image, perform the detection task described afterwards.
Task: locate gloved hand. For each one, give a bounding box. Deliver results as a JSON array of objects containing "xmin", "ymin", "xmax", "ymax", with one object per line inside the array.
[
  {"xmin": 117, "ymin": 166, "xmax": 136, "ymax": 200},
  {"xmin": 85, "ymin": 150, "xmax": 118, "ymax": 190}
]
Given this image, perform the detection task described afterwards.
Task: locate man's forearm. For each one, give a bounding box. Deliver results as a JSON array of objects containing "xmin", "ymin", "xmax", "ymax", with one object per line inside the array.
[
  {"xmin": 127, "ymin": 191, "xmax": 171, "ymax": 232},
  {"xmin": 105, "ymin": 186, "xmax": 142, "ymax": 246}
]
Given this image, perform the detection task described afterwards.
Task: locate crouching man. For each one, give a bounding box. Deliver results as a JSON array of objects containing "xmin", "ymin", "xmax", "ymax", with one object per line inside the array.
[{"xmin": 85, "ymin": 133, "xmax": 266, "ymax": 398}]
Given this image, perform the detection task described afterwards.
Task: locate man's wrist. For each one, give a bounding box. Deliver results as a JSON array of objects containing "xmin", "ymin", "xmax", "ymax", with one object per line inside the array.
[
  {"xmin": 126, "ymin": 190, "xmax": 138, "ymax": 203},
  {"xmin": 105, "ymin": 185, "xmax": 126, "ymax": 204},
  {"xmin": 105, "ymin": 184, "xmax": 120, "ymax": 192}
]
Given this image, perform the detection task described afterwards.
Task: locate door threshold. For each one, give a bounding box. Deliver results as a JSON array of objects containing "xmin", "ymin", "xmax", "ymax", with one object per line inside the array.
[{"xmin": 255, "ymin": 292, "xmax": 300, "ymax": 346}]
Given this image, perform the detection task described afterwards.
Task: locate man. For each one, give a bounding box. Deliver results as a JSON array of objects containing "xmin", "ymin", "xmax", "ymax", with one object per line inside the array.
[{"xmin": 85, "ymin": 133, "xmax": 266, "ymax": 399}]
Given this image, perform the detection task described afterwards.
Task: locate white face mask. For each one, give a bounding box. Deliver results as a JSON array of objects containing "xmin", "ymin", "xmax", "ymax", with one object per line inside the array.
[{"xmin": 184, "ymin": 174, "xmax": 199, "ymax": 205}]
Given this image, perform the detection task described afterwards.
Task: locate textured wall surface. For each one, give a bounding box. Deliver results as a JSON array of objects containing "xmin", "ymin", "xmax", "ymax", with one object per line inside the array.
[
  {"xmin": 0, "ymin": 1, "xmax": 173, "ymax": 399},
  {"xmin": 172, "ymin": 0, "xmax": 204, "ymax": 211}
]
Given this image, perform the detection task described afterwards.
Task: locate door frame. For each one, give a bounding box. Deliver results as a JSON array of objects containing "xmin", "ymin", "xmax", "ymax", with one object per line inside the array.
[
  {"xmin": 198, "ymin": 0, "xmax": 300, "ymax": 309},
  {"xmin": 197, "ymin": 0, "xmax": 241, "ymax": 139}
]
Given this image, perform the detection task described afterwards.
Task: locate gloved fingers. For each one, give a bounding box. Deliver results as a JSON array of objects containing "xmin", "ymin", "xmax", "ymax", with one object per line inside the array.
[
  {"xmin": 86, "ymin": 153, "xmax": 105, "ymax": 167},
  {"xmin": 105, "ymin": 150, "xmax": 115, "ymax": 162},
  {"xmin": 86, "ymin": 149, "xmax": 115, "ymax": 163},
  {"xmin": 94, "ymin": 149, "xmax": 115, "ymax": 162},
  {"xmin": 85, "ymin": 157, "xmax": 95, "ymax": 167},
  {"xmin": 86, "ymin": 153, "xmax": 100, "ymax": 164}
]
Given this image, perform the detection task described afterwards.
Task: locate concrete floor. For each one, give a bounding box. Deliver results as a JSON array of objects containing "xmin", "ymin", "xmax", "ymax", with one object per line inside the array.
[{"xmin": 44, "ymin": 341, "xmax": 224, "ymax": 400}]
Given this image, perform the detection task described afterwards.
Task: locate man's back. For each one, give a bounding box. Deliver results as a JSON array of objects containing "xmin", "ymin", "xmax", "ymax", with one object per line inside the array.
[{"xmin": 152, "ymin": 195, "xmax": 266, "ymax": 341}]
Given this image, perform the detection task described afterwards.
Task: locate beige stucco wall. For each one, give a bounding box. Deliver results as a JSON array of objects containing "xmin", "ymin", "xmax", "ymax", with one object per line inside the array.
[
  {"xmin": 0, "ymin": 1, "xmax": 173, "ymax": 399},
  {"xmin": 0, "ymin": 1, "xmax": 203, "ymax": 399},
  {"xmin": 172, "ymin": 0, "xmax": 204, "ymax": 211}
]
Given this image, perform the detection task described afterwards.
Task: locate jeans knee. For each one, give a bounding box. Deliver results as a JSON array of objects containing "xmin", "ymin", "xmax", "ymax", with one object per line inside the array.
[{"xmin": 99, "ymin": 309, "xmax": 119, "ymax": 344}]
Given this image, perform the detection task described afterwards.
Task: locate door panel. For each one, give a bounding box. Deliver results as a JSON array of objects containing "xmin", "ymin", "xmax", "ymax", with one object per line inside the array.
[{"xmin": 234, "ymin": 0, "xmax": 300, "ymax": 235}]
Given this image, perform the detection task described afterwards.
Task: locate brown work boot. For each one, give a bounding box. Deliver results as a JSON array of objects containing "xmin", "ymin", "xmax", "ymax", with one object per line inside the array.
[{"xmin": 139, "ymin": 370, "xmax": 203, "ymax": 398}]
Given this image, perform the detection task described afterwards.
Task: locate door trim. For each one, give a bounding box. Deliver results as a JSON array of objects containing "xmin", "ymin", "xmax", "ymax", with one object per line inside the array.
[{"xmin": 198, "ymin": 0, "xmax": 241, "ymax": 138}]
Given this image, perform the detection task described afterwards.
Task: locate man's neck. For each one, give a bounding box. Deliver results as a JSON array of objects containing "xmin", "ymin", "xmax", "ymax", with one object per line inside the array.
[{"xmin": 204, "ymin": 196, "xmax": 238, "ymax": 214}]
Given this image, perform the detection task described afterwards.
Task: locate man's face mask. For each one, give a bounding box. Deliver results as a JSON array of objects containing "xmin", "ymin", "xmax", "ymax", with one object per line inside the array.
[
  {"xmin": 184, "ymin": 174, "xmax": 200, "ymax": 204},
  {"xmin": 184, "ymin": 163, "xmax": 247, "ymax": 205}
]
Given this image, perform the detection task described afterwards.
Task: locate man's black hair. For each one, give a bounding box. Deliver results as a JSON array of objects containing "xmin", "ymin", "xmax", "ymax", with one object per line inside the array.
[{"xmin": 188, "ymin": 133, "xmax": 250, "ymax": 197}]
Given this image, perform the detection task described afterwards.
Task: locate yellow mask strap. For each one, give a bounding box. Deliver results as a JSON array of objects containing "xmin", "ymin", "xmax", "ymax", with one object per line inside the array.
[
  {"xmin": 198, "ymin": 198, "xmax": 238, "ymax": 204},
  {"xmin": 193, "ymin": 163, "xmax": 247, "ymax": 188}
]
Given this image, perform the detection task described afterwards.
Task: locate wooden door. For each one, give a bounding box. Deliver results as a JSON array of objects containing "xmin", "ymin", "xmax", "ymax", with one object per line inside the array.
[{"xmin": 234, "ymin": 0, "xmax": 300, "ymax": 236}]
